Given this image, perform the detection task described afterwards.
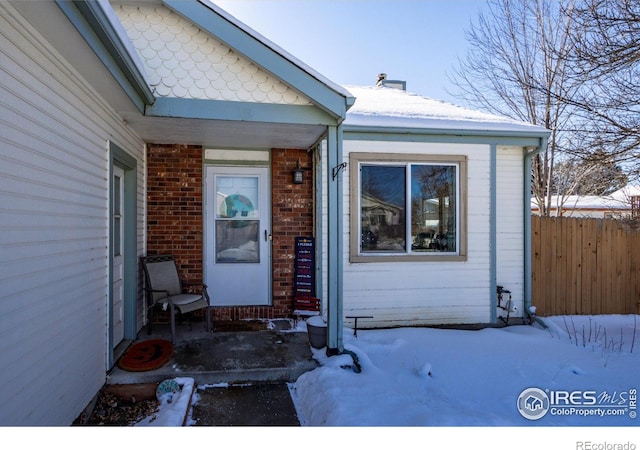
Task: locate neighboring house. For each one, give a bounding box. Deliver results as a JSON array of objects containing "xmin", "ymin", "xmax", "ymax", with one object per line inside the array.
[
  {"xmin": 0, "ymin": 0, "xmax": 548, "ymax": 425},
  {"xmin": 531, "ymin": 186, "xmax": 640, "ymax": 218}
]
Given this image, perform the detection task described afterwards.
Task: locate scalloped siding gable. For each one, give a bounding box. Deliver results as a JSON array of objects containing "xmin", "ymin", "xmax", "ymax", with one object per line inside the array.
[{"xmin": 114, "ymin": 4, "xmax": 313, "ymax": 105}]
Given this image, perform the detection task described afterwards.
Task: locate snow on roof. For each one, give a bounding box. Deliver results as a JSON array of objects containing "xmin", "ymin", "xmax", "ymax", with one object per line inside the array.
[
  {"xmin": 531, "ymin": 185, "xmax": 640, "ymax": 211},
  {"xmin": 614, "ymin": 185, "xmax": 640, "ymax": 199},
  {"xmin": 537, "ymin": 195, "xmax": 622, "ymax": 211},
  {"xmin": 344, "ymin": 85, "xmax": 549, "ymax": 135}
]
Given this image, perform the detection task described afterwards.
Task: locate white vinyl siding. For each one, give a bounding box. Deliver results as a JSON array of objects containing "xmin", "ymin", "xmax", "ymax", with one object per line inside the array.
[
  {"xmin": 0, "ymin": 3, "xmax": 145, "ymax": 426},
  {"xmin": 323, "ymin": 139, "xmax": 493, "ymax": 328},
  {"xmin": 496, "ymin": 146, "xmax": 525, "ymax": 316}
]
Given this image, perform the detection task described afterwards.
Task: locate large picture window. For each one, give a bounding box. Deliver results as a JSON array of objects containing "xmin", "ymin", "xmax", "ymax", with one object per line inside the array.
[{"xmin": 350, "ymin": 153, "xmax": 467, "ymax": 262}]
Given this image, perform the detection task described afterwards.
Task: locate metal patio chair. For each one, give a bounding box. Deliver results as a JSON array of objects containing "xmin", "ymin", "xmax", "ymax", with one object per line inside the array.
[{"xmin": 140, "ymin": 254, "xmax": 211, "ymax": 343}]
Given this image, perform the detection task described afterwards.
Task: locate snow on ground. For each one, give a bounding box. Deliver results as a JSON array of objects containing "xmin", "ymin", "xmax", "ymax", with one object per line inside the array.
[
  {"xmin": 143, "ymin": 315, "xmax": 638, "ymax": 430},
  {"xmin": 285, "ymin": 314, "xmax": 640, "ymax": 447},
  {"xmin": 134, "ymin": 377, "xmax": 194, "ymax": 427},
  {"xmin": 291, "ymin": 315, "xmax": 639, "ymax": 428},
  {"xmin": 52, "ymin": 315, "xmax": 639, "ymax": 449}
]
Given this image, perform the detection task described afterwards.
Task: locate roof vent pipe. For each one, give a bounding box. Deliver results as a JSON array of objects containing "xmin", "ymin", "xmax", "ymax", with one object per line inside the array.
[{"xmin": 376, "ymin": 73, "xmax": 406, "ymax": 91}]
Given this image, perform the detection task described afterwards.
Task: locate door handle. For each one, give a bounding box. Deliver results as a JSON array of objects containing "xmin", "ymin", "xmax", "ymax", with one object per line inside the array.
[{"xmin": 264, "ymin": 230, "xmax": 272, "ymax": 241}]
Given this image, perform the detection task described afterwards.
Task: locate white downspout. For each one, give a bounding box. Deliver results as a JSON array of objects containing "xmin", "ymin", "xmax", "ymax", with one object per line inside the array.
[{"xmin": 524, "ymin": 137, "xmax": 548, "ymax": 326}]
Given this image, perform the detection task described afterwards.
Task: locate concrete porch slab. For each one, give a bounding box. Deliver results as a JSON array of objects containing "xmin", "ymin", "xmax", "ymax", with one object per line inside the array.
[{"xmin": 107, "ymin": 320, "xmax": 318, "ymax": 386}]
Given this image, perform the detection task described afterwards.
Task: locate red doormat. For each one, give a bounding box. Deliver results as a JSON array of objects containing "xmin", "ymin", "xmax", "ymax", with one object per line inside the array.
[{"xmin": 118, "ymin": 339, "xmax": 173, "ymax": 372}]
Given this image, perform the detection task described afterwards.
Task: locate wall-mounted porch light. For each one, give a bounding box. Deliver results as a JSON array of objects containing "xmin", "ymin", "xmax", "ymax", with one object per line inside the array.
[{"xmin": 293, "ymin": 160, "xmax": 303, "ymax": 184}]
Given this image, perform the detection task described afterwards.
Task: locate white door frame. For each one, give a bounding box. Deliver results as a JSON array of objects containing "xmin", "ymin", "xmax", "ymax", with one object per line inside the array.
[
  {"xmin": 108, "ymin": 142, "xmax": 137, "ymax": 368},
  {"xmin": 204, "ymin": 166, "xmax": 271, "ymax": 306}
]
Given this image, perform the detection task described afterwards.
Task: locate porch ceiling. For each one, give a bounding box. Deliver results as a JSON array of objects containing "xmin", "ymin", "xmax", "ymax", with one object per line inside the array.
[{"xmin": 120, "ymin": 112, "xmax": 327, "ymax": 149}]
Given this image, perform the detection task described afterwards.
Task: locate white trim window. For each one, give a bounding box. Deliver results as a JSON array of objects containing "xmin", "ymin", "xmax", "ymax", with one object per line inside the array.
[{"xmin": 350, "ymin": 152, "xmax": 467, "ymax": 262}]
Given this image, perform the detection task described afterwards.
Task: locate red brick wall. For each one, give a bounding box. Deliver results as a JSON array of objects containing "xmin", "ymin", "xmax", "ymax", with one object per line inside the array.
[
  {"xmin": 147, "ymin": 144, "xmax": 203, "ymax": 282},
  {"xmin": 146, "ymin": 144, "xmax": 315, "ymax": 322},
  {"xmin": 271, "ymin": 149, "xmax": 315, "ymax": 318}
]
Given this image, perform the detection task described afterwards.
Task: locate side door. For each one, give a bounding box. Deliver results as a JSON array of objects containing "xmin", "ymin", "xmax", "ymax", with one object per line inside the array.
[{"xmin": 111, "ymin": 165, "xmax": 125, "ymax": 346}]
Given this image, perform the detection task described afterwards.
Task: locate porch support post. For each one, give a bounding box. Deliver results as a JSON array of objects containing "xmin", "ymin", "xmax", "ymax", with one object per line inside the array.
[
  {"xmin": 326, "ymin": 124, "xmax": 344, "ymax": 355},
  {"xmin": 489, "ymin": 144, "xmax": 497, "ymax": 324}
]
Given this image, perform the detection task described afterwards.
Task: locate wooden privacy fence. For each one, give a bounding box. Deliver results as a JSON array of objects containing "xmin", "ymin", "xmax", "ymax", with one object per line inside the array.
[{"xmin": 531, "ymin": 216, "xmax": 640, "ymax": 316}]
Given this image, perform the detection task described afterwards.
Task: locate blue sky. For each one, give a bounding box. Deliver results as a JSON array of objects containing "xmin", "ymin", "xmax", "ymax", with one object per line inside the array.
[{"xmin": 214, "ymin": 0, "xmax": 488, "ymax": 105}]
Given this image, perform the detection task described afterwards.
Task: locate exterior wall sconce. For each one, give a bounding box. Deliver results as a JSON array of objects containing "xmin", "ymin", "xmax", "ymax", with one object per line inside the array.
[{"xmin": 293, "ymin": 161, "xmax": 303, "ymax": 184}]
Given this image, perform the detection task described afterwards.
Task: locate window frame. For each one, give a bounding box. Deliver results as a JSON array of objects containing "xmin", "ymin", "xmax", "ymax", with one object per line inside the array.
[{"xmin": 349, "ymin": 152, "xmax": 468, "ymax": 263}]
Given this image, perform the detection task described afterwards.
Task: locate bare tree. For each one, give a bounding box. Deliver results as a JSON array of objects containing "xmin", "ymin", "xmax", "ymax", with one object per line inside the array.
[
  {"xmin": 552, "ymin": 149, "xmax": 629, "ymax": 217},
  {"xmin": 567, "ymin": 0, "xmax": 640, "ymax": 172},
  {"xmin": 449, "ymin": 0, "xmax": 589, "ymax": 216}
]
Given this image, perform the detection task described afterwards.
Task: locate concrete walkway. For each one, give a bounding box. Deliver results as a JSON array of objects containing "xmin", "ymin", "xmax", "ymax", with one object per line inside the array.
[
  {"xmin": 107, "ymin": 319, "xmax": 317, "ymax": 426},
  {"xmin": 191, "ymin": 382, "xmax": 300, "ymax": 426}
]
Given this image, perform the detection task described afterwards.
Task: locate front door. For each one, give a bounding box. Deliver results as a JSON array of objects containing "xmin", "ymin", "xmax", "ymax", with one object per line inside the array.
[
  {"xmin": 111, "ymin": 165, "xmax": 125, "ymax": 347},
  {"xmin": 205, "ymin": 166, "xmax": 271, "ymax": 306}
]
